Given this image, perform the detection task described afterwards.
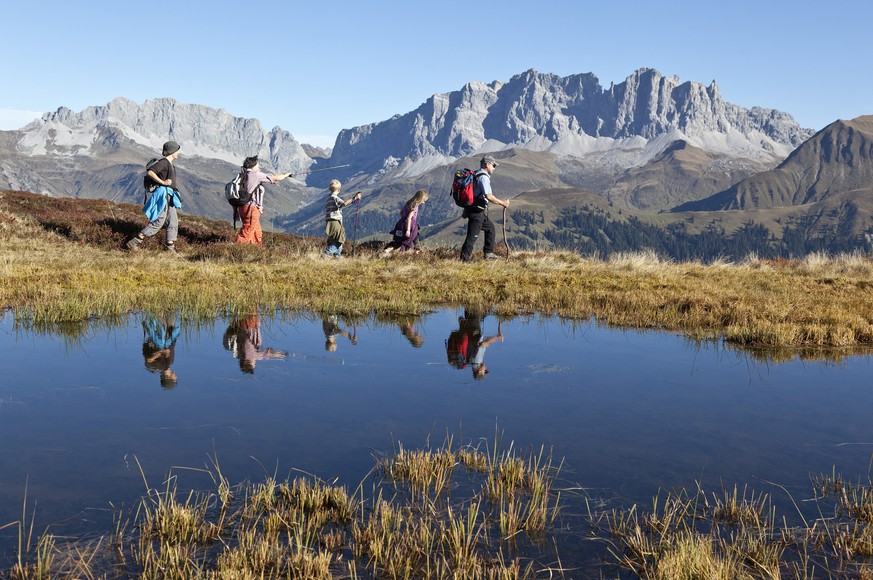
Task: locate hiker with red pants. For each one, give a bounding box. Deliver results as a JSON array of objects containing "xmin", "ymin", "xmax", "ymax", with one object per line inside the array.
[
  {"xmin": 235, "ymin": 156, "xmax": 292, "ymax": 246},
  {"xmin": 222, "ymin": 313, "xmax": 287, "ymax": 374},
  {"xmin": 459, "ymin": 155, "xmax": 510, "ymax": 262},
  {"xmin": 445, "ymin": 308, "xmax": 504, "ymax": 380}
]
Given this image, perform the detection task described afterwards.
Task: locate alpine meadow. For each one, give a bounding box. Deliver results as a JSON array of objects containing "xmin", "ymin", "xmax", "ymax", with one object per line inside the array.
[{"xmin": 4, "ymin": 65, "xmax": 873, "ymax": 579}]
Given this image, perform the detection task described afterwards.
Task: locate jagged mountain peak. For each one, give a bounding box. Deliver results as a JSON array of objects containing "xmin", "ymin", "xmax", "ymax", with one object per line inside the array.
[
  {"xmin": 16, "ymin": 97, "xmax": 313, "ymax": 174},
  {"xmin": 328, "ymin": 68, "xmax": 814, "ymax": 180}
]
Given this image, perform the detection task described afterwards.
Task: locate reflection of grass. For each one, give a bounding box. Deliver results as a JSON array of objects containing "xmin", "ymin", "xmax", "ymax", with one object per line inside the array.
[{"xmin": 5, "ymin": 190, "xmax": 873, "ymax": 350}]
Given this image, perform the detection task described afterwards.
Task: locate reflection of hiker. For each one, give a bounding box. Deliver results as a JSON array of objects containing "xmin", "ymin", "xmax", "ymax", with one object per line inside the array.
[
  {"xmin": 127, "ymin": 141, "xmax": 183, "ymax": 255},
  {"xmin": 398, "ymin": 318, "xmax": 424, "ymax": 348},
  {"xmin": 322, "ymin": 314, "xmax": 358, "ymax": 352},
  {"xmin": 324, "ymin": 179, "xmax": 362, "ymax": 258},
  {"xmin": 460, "ymin": 155, "xmax": 510, "ymax": 262},
  {"xmin": 445, "ymin": 309, "xmax": 504, "ymax": 380},
  {"xmin": 142, "ymin": 312, "xmax": 181, "ymax": 388},
  {"xmin": 382, "ymin": 189, "xmax": 429, "ymax": 255},
  {"xmin": 235, "ymin": 156, "xmax": 292, "ymax": 246},
  {"xmin": 223, "ymin": 314, "xmax": 287, "ymax": 374}
]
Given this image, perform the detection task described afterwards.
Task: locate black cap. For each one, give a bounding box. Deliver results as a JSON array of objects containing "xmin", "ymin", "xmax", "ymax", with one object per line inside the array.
[{"xmin": 162, "ymin": 141, "xmax": 180, "ymax": 156}]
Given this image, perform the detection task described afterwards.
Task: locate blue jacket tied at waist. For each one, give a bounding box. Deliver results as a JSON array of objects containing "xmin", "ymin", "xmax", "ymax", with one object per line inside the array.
[{"xmin": 143, "ymin": 186, "xmax": 182, "ymax": 221}]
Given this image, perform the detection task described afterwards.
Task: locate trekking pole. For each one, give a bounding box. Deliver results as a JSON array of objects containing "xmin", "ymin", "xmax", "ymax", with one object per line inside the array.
[
  {"xmin": 292, "ymin": 164, "xmax": 351, "ymax": 176},
  {"xmin": 502, "ymin": 206, "xmax": 512, "ymax": 258},
  {"xmin": 352, "ymin": 195, "xmax": 361, "ymax": 255}
]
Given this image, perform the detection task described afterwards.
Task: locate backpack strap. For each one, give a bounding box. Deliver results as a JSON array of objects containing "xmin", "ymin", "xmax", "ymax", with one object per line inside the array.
[
  {"xmin": 233, "ymin": 167, "xmax": 244, "ymax": 229},
  {"xmin": 472, "ymin": 169, "xmax": 488, "ymax": 208}
]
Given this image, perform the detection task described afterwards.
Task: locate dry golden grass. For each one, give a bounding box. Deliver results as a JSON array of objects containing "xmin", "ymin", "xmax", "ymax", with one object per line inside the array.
[
  {"xmin": 4, "ymin": 191, "xmax": 873, "ymax": 349},
  {"xmin": 4, "ymin": 436, "xmax": 557, "ymax": 578},
  {"xmin": 593, "ymin": 472, "xmax": 873, "ymax": 579},
  {"xmin": 11, "ymin": 439, "xmax": 873, "ymax": 578}
]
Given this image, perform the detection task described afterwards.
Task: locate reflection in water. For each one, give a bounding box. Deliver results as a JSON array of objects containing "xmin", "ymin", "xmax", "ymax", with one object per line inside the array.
[
  {"xmin": 321, "ymin": 314, "xmax": 358, "ymax": 352},
  {"xmin": 222, "ymin": 312, "xmax": 288, "ymax": 373},
  {"xmin": 398, "ymin": 318, "xmax": 424, "ymax": 348},
  {"xmin": 445, "ymin": 308, "xmax": 505, "ymax": 379},
  {"xmin": 6, "ymin": 306, "xmax": 873, "ymax": 571},
  {"xmin": 373, "ymin": 312, "xmax": 426, "ymax": 348},
  {"xmin": 141, "ymin": 312, "xmax": 180, "ymax": 388}
]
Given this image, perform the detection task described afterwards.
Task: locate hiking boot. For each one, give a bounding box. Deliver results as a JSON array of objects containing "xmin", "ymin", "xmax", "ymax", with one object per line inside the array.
[
  {"xmin": 126, "ymin": 237, "xmax": 142, "ymax": 252},
  {"xmin": 484, "ymin": 252, "xmax": 500, "ymax": 260},
  {"xmin": 165, "ymin": 244, "xmax": 179, "ymax": 256}
]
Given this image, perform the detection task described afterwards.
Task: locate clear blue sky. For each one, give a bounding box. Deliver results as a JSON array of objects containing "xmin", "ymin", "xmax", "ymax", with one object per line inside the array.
[{"xmin": 1, "ymin": 0, "xmax": 869, "ymax": 148}]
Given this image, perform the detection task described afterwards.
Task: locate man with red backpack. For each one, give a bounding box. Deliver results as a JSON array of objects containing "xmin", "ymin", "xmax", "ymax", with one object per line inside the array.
[
  {"xmin": 459, "ymin": 155, "xmax": 510, "ymax": 262},
  {"xmin": 445, "ymin": 309, "xmax": 504, "ymax": 380}
]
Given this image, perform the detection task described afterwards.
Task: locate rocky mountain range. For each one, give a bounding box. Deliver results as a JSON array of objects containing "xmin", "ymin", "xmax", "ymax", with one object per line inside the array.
[
  {"xmin": 4, "ymin": 66, "xmax": 871, "ymax": 258},
  {"xmin": 329, "ymin": 68, "xmax": 811, "ymax": 182},
  {"xmin": 0, "ymin": 98, "xmax": 320, "ymax": 221},
  {"xmin": 15, "ymin": 97, "xmax": 314, "ymax": 172}
]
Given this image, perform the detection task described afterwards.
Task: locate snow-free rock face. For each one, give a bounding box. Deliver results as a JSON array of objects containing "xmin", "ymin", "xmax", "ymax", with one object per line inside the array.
[
  {"xmin": 329, "ymin": 68, "xmax": 813, "ymax": 177},
  {"xmin": 16, "ymin": 97, "xmax": 313, "ymax": 174}
]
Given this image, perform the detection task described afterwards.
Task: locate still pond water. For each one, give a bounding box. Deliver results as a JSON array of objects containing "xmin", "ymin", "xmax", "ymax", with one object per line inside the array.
[{"xmin": 2, "ymin": 307, "xmax": 873, "ymax": 564}]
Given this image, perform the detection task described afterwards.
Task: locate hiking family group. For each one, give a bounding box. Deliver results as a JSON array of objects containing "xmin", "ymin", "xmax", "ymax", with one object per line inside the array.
[
  {"xmin": 143, "ymin": 307, "xmax": 501, "ymax": 387},
  {"xmin": 125, "ymin": 142, "xmax": 511, "ymax": 260}
]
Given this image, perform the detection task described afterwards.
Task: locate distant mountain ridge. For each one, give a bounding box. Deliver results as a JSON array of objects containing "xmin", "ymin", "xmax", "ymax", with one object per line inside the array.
[
  {"xmin": 674, "ymin": 116, "xmax": 873, "ymax": 212},
  {"xmin": 0, "ymin": 66, "xmax": 849, "ymax": 250},
  {"xmin": 328, "ymin": 68, "xmax": 813, "ymax": 179},
  {"xmin": 4, "ymin": 68, "xmax": 812, "ymax": 199},
  {"xmin": 16, "ymin": 97, "xmax": 314, "ymax": 175}
]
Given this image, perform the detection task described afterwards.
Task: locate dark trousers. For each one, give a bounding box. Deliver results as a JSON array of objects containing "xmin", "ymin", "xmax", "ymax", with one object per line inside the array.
[{"xmin": 460, "ymin": 209, "xmax": 494, "ymax": 261}]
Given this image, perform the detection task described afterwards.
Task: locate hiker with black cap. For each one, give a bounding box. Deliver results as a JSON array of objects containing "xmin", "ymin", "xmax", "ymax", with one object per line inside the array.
[
  {"xmin": 459, "ymin": 155, "xmax": 510, "ymax": 262},
  {"xmin": 141, "ymin": 312, "xmax": 180, "ymax": 388},
  {"xmin": 126, "ymin": 140, "xmax": 183, "ymax": 254}
]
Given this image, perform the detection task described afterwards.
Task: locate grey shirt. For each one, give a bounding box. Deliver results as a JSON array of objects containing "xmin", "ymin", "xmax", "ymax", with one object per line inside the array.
[{"xmin": 325, "ymin": 192, "xmax": 345, "ymax": 222}]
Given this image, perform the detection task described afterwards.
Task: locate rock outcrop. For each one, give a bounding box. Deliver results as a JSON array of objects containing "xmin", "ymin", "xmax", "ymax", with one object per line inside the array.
[
  {"xmin": 16, "ymin": 97, "xmax": 313, "ymax": 174},
  {"xmin": 329, "ymin": 68, "xmax": 813, "ymax": 178}
]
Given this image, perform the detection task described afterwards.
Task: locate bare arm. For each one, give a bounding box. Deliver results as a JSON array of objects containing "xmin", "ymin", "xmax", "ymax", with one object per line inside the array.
[
  {"xmin": 147, "ymin": 170, "xmax": 171, "ymax": 187},
  {"xmin": 342, "ymin": 191, "xmax": 362, "ymax": 207},
  {"xmin": 478, "ymin": 333, "xmax": 504, "ymax": 348},
  {"xmin": 485, "ymin": 193, "xmax": 509, "ymax": 208},
  {"xmin": 404, "ymin": 208, "xmax": 415, "ymax": 235}
]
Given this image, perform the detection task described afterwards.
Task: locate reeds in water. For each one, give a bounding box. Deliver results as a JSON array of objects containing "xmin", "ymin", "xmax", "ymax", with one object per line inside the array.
[
  {"xmin": 2, "ymin": 436, "xmax": 561, "ymax": 578},
  {"xmin": 12, "ymin": 438, "xmax": 873, "ymax": 578}
]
